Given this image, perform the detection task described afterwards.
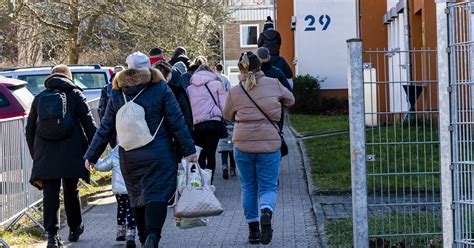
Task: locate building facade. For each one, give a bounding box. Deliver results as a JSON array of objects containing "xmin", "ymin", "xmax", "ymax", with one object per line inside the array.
[
  {"xmin": 223, "ymin": 0, "xmax": 274, "ymax": 85},
  {"xmin": 276, "ymin": 0, "xmax": 437, "ymax": 101}
]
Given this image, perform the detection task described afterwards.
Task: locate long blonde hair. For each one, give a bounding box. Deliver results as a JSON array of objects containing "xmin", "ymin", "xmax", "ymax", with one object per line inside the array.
[{"xmin": 238, "ymin": 52, "xmax": 261, "ymax": 91}]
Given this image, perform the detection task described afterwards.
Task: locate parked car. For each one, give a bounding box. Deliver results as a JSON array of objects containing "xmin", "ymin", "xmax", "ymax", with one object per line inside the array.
[
  {"xmin": 0, "ymin": 78, "xmax": 34, "ymax": 119},
  {"xmin": 0, "ymin": 65, "xmax": 113, "ymax": 100}
]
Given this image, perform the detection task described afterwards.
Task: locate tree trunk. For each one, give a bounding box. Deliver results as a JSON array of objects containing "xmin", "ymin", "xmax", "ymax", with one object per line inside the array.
[
  {"xmin": 68, "ymin": 45, "xmax": 80, "ymax": 64},
  {"xmin": 68, "ymin": 0, "xmax": 80, "ymax": 64}
]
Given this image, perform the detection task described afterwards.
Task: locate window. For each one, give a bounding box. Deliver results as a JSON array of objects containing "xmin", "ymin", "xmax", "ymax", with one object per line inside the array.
[
  {"xmin": 11, "ymin": 87, "xmax": 34, "ymax": 111},
  {"xmin": 17, "ymin": 74, "xmax": 49, "ymax": 96},
  {"xmin": 18, "ymin": 72, "xmax": 108, "ymax": 96},
  {"xmin": 0, "ymin": 93, "xmax": 10, "ymax": 108},
  {"xmin": 72, "ymin": 72, "xmax": 107, "ymax": 90},
  {"xmin": 227, "ymin": 66, "xmax": 240, "ymax": 87},
  {"xmin": 240, "ymin": 24, "xmax": 259, "ymax": 48}
]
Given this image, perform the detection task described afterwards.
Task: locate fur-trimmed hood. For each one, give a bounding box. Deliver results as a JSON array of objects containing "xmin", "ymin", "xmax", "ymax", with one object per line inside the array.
[{"xmin": 112, "ymin": 68, "xmax": 165, "ymax": 90}]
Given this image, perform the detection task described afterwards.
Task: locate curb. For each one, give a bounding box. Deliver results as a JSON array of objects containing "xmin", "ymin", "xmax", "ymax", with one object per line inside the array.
[
  {"xmin": 80, "ymin": 187, "xmax": 114, "ymax": 215},
  {"xmin": 35, "ymin": 187, "xmax": 114, "ymax": 247},
  {"xmin": 288, "ymin": 119, "xmax": 329, "ymax": 247}
]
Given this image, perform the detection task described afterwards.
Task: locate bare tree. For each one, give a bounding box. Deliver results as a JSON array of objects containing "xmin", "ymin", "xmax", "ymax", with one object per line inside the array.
[{"xmin": 5, "ymin": 0, "xmax": 229, "ymax": 65}]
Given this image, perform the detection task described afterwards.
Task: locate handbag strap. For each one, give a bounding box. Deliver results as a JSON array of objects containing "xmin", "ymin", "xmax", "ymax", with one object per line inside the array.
[
  {"xmin": 185, "ymin": 162, "xmax": 209, "ymax": 189},
  {"xmin": 204, "ymin": 83, "xmax": 223, "ymax": 116},
  {"xmin": 239, "ymin": 84, "xmax": 282, "ymax": 134}
]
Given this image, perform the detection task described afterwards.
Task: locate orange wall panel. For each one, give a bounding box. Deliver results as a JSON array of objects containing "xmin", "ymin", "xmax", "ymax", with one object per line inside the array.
[{"xmin": 275, "ymin": 0, "xmax": 295, "ymax": 73}]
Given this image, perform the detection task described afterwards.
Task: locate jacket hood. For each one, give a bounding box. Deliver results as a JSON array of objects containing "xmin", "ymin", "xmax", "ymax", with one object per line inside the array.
[
  {"xmin": 190, "ymin": 71, "xmax": 220, "ymax": 86},
  {"xmin": 262, "ymin": 29, "xmax": 279, "ymax": 40},
  {"xmin": 44, "ymin": 74, "xmax": 82, "ymax": 91},
  {"xmin": 112, "ymin": 68, "xmax": 165, "ymax": 90}
]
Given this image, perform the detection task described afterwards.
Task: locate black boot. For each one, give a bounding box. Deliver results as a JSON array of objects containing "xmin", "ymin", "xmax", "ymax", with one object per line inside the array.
[
  {"xmin": 260, "ymin": 208, "xmax": 273, "ymax": 245},
  {"xmin": 248, "ymin": 222, "xmax": 260, "ymax": 244},
  {"xmin": 142, "ymin": 233, "xmax": 159, "ymax": 248},
  {"xmin": 68, "ymin": 223, "xmax": 84, "ymax": 242},
  {"xmin": 47, "ymin": 234, "xmax": 63, "ymax": 248}
]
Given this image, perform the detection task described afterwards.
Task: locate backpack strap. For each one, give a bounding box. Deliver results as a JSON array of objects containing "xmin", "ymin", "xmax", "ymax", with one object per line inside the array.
[
  {"xmin": 122, "ymin": 87, "xmax": 147, "ymax": 103},
  {"xmin": 152, "ymin": 117, "xmax": 165, "ymax": 139}
]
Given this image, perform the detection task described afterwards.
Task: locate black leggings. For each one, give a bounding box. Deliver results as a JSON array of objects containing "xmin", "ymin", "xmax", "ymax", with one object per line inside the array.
[
  {"xmin": 115, "ymin": 194, "xmax": 136, "ymax": 229},
  {"xmin": 193, "ymin": 120, "xmax": 221, "ymax": 182},
  {"xmin": 133, "ymin": 202, "xmax": 167, "ymax": 244},
  {"xmin": 221, "ymin": 151, "xmax": 236, "ymax": 169}
]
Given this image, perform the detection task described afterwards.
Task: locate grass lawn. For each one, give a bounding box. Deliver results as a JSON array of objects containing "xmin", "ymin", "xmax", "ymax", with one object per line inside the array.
[
  {"xmin": 292, "ymin": 114, "xmax": 440, "ymax": 193},
  {"xmin": 289, "ymin": 114, "xmax": 349, "ymax": 136},
  {"xmin": 0, "ymin": 170, "xmax": 112, "ymax": 246},
  {"xmin": 325, "ymin": 213, "xmax": 442, "ymax": 247}
]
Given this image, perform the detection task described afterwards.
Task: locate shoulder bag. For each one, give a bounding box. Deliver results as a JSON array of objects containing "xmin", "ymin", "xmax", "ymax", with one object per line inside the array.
[
  {"xmin": 204, "ymin": 83, "xmax": 228, "ymax": 139},
  {"xmin": 239, "ymin": 85, "xmax": 288, "ymax": 157}
]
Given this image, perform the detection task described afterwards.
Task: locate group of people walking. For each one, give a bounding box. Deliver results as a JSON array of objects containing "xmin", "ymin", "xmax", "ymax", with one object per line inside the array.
[{"xmin": 25, "ymin": 16, "xmax": 294, "ymax": 248}]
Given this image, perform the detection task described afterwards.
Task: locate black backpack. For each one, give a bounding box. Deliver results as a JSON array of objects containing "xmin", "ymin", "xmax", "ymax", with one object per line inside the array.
[{"xmin": 36, "ymin": 90, "xmax": 75, "ymax": 140}]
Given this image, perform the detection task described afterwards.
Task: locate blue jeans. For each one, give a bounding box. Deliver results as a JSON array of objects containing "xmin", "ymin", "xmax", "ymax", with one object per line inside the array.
[{"xmin": 234, "ymin": 148, "xmax": 281, "ymax": 223}]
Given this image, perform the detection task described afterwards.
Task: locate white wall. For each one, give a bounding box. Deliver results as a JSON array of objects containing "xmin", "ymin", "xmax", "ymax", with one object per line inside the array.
[{"xmin": 294, "ymin": 0, "xmax": 357, "ymax": 90}]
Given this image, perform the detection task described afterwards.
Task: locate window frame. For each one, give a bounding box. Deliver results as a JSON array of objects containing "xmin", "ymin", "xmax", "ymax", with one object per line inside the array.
[
  {"xmin": 227, "ymin": 66, "xmax": 241, "ymax": 87},
  {"xmin": 240, "ymin": 24, "xmax": 259, "ymax": 48}
]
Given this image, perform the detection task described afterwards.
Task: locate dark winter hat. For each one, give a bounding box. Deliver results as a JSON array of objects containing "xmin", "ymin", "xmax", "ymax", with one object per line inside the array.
[
  {"xmin": 256, "ymin": 47, "xmax": 270, "ymax": 62},
  {"xmin": 149, "ymin": 48, "xmax": 163, "ymax": 57},
  {"xmin": 264, "ymin": 16, "xmax": 274, "ymax": 30}
]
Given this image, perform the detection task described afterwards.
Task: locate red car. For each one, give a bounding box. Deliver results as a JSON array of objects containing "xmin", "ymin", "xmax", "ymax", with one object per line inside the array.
[{"xmin": 0, "ymin": 78, "xmax": 34, "ymax": 119}]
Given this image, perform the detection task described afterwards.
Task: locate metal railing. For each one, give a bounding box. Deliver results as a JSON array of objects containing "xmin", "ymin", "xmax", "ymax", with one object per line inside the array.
[
  {"xmin": 447, "ymin": 1, "xmax": 474, "ymax": 247},
  {"xmin": 348, "ymin": 40, "xmax": 442, "ymax": 246},
  {"xmin": 0, "ymin": 239, "xmax": 9, "ymax": 248},
  {"xmin": 0, "ymin": 98, "xmax": 101, "ymax": 231}
]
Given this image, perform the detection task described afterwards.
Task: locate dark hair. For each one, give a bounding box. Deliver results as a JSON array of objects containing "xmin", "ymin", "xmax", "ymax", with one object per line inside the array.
[
  {"xmin": 238, "ymin": 52, "xmax": 261, "ymax": 91},
  {"xmin": 149, "ymin": 48, "xmax": 163, "ymax": 57},
  {"xmin": 193, "ymin": 56, "xmax": 207, "ymax": 67},
  {"xmin": 266, "ymin": 16, "xmax": 272, "ymax": 22},
  {"xmin": 174, "ymin": 47, "xmax": 187, "ymax": 56},
  {"xmin": 215, "ymin": 63, "xmax": 224, "ymax": 72},
  {"xmin": 153, "ymin": 62, "xmax": 172, "ymax": 79}
]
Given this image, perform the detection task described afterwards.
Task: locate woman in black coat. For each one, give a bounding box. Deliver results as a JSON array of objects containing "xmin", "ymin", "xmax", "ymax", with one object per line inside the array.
[
  {"xmin": 26, "ymin": 65, "xmax": 97, "ymax": 247},
  {"xmin": 84, "ymin": 55, "xmax": 196, "ymax": 247}
]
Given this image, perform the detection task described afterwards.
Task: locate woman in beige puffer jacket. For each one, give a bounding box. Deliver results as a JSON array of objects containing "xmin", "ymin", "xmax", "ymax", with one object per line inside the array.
[{"xmin": 223, "ymin": 51, "xmax": 294, "ymax": 245}]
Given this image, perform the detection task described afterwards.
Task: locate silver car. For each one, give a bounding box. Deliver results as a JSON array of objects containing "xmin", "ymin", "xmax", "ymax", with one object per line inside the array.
[{"xmin": 0, "ymin": 65, "xmax": 113, "ymax": 101}]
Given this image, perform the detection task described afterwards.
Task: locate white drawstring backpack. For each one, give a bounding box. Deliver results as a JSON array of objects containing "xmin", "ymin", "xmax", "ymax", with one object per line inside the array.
[{"xmin": 115, "ymin": 88, "xmax": 164, "ymax": 151}]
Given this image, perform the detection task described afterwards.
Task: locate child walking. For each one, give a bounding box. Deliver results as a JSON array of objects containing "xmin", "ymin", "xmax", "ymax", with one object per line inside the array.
[
  {"xmin": 218, "ymin": 121, "xmax": 236, "ymax": 179},
  {"xmin": 94, "ymin": 147, "xmax": 136, "ymax": 248}
]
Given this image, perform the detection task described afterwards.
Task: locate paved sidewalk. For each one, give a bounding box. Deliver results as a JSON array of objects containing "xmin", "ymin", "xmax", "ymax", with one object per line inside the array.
[{"xmin": 36, "ymin": 128, "xmax": 320, "ymax": 247}]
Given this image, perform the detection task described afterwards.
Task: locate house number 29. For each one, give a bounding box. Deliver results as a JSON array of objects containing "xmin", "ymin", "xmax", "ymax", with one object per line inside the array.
[{"xmin": 304, "ymin": 14, "xmax": 331, "ymax": 32}]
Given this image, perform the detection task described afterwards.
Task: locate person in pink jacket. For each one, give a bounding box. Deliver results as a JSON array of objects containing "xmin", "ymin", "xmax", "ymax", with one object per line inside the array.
[{"xmin": 187, "ymin": 64, "xmax": 227, "ymax": 182}]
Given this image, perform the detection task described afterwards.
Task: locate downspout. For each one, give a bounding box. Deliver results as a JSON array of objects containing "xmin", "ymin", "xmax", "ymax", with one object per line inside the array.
[
  {"xmin": 404, "ymin": 0, "xmax": 411, "ymax": 80},
  {"xmin": 273, "ymin": 0, "xmax": 277, "ymax": 27}
]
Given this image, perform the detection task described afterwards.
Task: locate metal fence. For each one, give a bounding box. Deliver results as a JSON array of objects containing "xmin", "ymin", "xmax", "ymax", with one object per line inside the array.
[
  {"xmin": 0, "ymin": 98, "xmax": 101, "ymax": 232},
  {"xmin": 348, "ymin": 41, "xmax": 442, "ymax": 246},
  {"xmin": 447, "ymin": 1, "xmax": 474, "ymax": 247}
]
